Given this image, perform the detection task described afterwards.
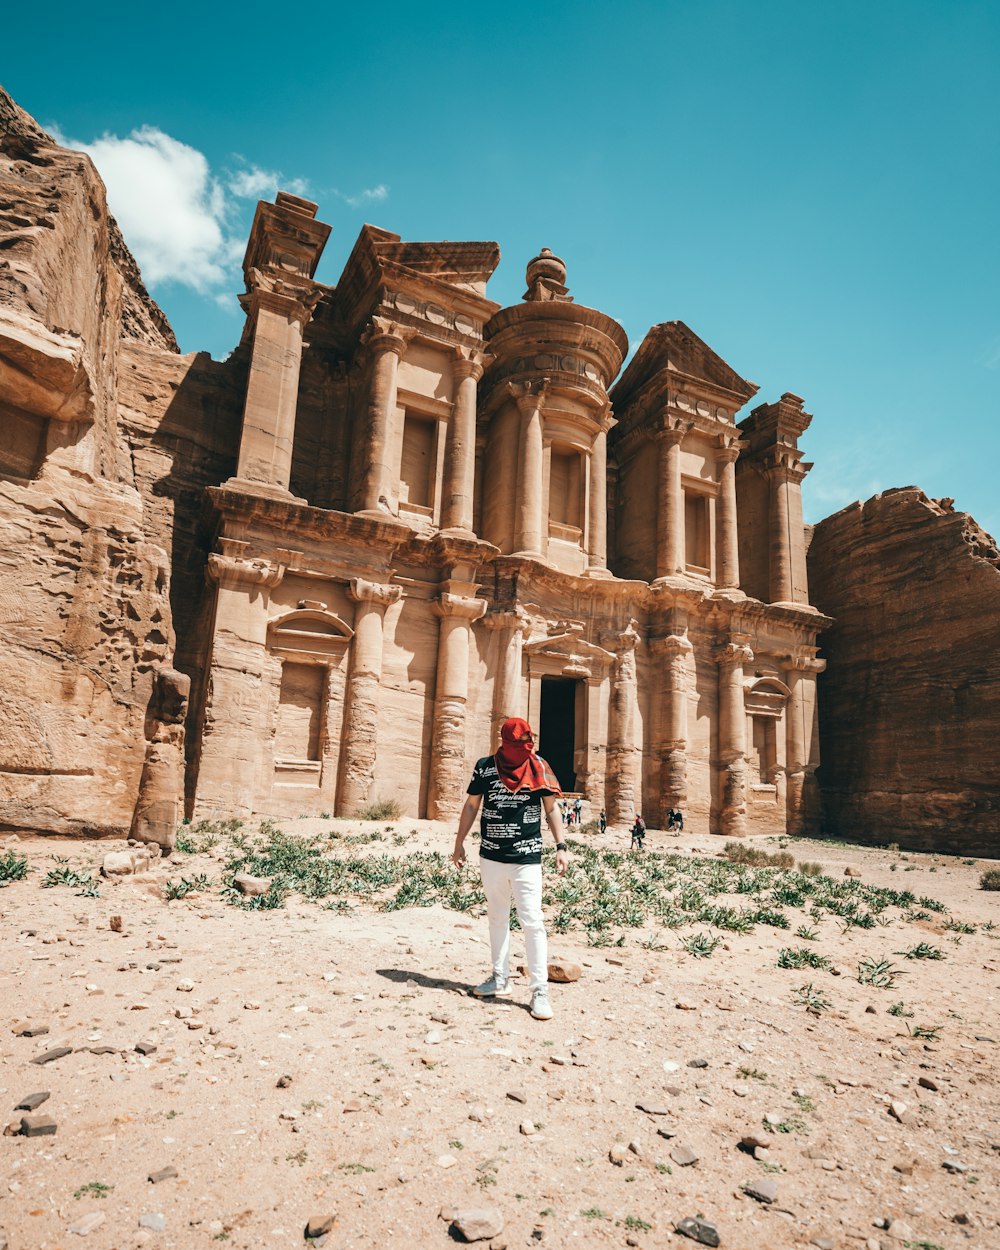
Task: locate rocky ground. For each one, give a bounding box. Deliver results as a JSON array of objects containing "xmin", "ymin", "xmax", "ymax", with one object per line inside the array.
[{"xmin": 1, "ymin": 821, "xmax": 997, "ymax": 1250}]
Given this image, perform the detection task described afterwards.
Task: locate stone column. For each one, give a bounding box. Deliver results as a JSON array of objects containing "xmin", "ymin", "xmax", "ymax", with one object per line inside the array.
[
  {"xmin": 714, "ymin": 440, "xmax": 742, "ymax": 590},
  {"xmin": 766, "ymin": 462, "xmax": 792, "ymax": 604},
  {"xmin": 357, "ymin": 319, "xmax": 412, "ymax": 517},
  {"xmin": 607, "ymin": 625, "xmax": 642, "ymax": 822},
  {"xmin": 337, "ymin": 578, "xmax": 402, "ymax": 814},
  {"xmin": 427, "ymin": 592, "xmax": 488, "ymax": 818},
  {"xmin": 586, "ymin": 413, "xmax": 613, "ymax": 574},
  {"xmin": 486, "ymin": 608, "xmax": 531, "ymax": 745},
  {"xmin": 655, "ymin": 425, "xmax": 686, "ymax": 579},
  {"xmin": 441, "ymin": 350, "xmax": 485, "ymax": 535},
  {"xmin": 195, "ymin": 543, "xmax": 289, "ymax": 820},
  {"xmin": 130, "ymin": 664, "xmax": 190, "ymax": 851},
  {"xmin": 229, "ymin": 288, "xmax": 319, "ymax": 497},
  {"xmin": 784, "ymin": 653, "xmax": 826, "ymax": 834},
  {"xmin": 513, "ymin": 381, "xmax": 548, "ymax": 557},
  {"xmin": 651, "ymin": 632, "xmax": 693, "ymax": 825},
  {"xmin": 715, "ymin": 638, "xmax": 754, "ymax": 836}
]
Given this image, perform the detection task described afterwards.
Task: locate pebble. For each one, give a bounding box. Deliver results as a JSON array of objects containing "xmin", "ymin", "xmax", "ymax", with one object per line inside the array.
[
  {"xmin": 942, "ymin": 1159, "xmax": 968, "ymax": 1173},
  {"xmin": 17, "ymin": 1024, "xmax": 49, "ymax": 1038},
  {"xmin": 148, "ymin": 1166, "xmax": 177, "ymax": 1184},
  {"xmin": 743, "ymin": 1177, "xmax": 777, "ymax": 1204},
  {"xmin": 676, "ymin": 998, "xmax": 697, "ymax": 1011},
  {"xmin": 276, "ymin": 1074, "xmax": 293, "ymax": 1088},
  {"xmin": 608, "ymin": 1142, "xmax": 628, "ymax": 1166},
  {"xmin": 506, "ymin": 1090, "xmax": 527, "ymax": 1103},
  {"xmin": 732, "ymin": 1082, "xmax": 750, "ymax": 1098},
  {"xmin": 450, "ymin": 1207, "xmax": 504, "ymax": 1242},
  {"xmin": 234, "ymin": 872, "xmax": 270, "ymax": 897},
  {"xmin": 889, "ymin": 1100, "xmax": 914, "ymax": 1124},
  {"xmin": 810, "ymin": 1239, "xmax": 835, "ymax": 1250},
  {"xmin": 135, "ymin": 1041, "xmax": 157, "ymax": 1055},
  {"xmin": 138, "ymin": 1214, "xmax": 166, "ymax": 1232},
  {"xmin": 687, "ymin": 1058, "xmax": 709, "ymax": 1069},
  {"xmin": 31, "ymin": 1046, "xmax": 72, "ymax": 1066},
  {"xmin": 20, "ymin": 1114, "xmax": 57, "ymax": 1137},
  {"xmin": 918, "ymin": 1075, "xmax": 939, "ymax": 1091},
  {"xmin": 636, "ymin": 1100, "xmax": 671, "ymax": 1116},
  {"xmin": 519, "ymin": 1121, "xmax": 537, "ymax": 1136},
  {"xmin": 670, "ymin": 1143, "xmax": 699, "ymax": 1167},
  {"xmin": 424, "ymin": 1030, "xmax": 443, "ymax": 1045},
  {"xmin": 15, "ymin": 1092, "xmax": 50, "ymax": 1111},
  {"xmin": 305, "ymin": 1214, "xmax": 337, "ymax": 1238},
  {"xmin": 69, "ymin": 1212, "xmax": 106, "ymax": 1236},
  {"xmin": 546, "ymin": 960, "xmax": 581, "ymax": 983},
  {"xmin": 437, "ymin": 1154, "xmax": 458, "ymax": 1168},
  {"xmin": 176, "ymin": 978, "xmax": 194, "ymax": 993},
  {"xmin": 675, "ymin": 1216, "xmax": 720, "ymax": 1246}
]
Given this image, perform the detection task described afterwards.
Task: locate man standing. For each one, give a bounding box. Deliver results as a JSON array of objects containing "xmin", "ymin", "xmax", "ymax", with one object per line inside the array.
[{"xmin": 452, "ymin": 717, "xmax": 569, "ymax": 1021}]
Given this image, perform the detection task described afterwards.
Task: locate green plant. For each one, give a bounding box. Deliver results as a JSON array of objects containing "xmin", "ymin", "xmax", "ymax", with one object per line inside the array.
[
  {"xmin": 339, "ymin": 1162, "xmax": 375, "ymax": 1174},
  {"xmin": 795, "ymin": 924, "xmax": 819, "ymax": 941},
  {"xmin": 908, "ymin": 1023, "xmax": 942, "ymax": 1040},
  {"xmin": 623, "ymin": 1216, "xmax": 652, "ymax": 1231},
  {"xmin": 74, "ymin": 1182, "xmax": 112, "ymax": 1199},
  {"xmin": 793, "ymin": 1093, "xmax": 815, "ymax": 1113},
  {"xmin": 777, "ymin": 947, "xmax": 831, "ymax": 970},
  {"xmin": 900, "ymin": 942, "xmax": 944, "ymax": 960},
  {"xmin": 902, "ymin": 1241, "xmax": 945, "ymax": 1250},
  {"xmin": 359, "ymin": 797, "xmax": 402, "ymax": 821},
  {"xmin": 980, "ymin": 869, "xmax": 1000, "ymax": 891},
  {"xmin": 763, "ymin": 1115, "xmax": 806, "ymax": 1134},
  {"xmin": 285, "ymin": 1148, "xmax": 308, "ymax": 1166},
  {"xmin": 580, "ymin": 1208, "xmax": 610, "ymax": 1220},
  {"xmin": 41, "ymin": 866, "xmax": 92, "ymax": 888},
  {"xmin": 792, "ymin": 983, "xmax": 831, "ymax": 1013},
  {"xmin": 945, "ymin": 919, "xmax": 976, "ymax": 934},
  {"xmin": 0, "ymin": 850, "xmax": 28, "ymax": 884},
  {"xmin": 655, "ymin": 1162, "xmax": 672, "ymax": 1174},
  {"xmin": 448, "ymin": 1139, "xmax": 464, "ymax": 1151},
  {"xmin": 680, "ymin": 931, "xmax": 721, "ymax": 958},
  {"xmin": 737, "ymin": 1066, "xmax": 768, "ymax": 1081},
  {"xmin": 887, "ymin": 1001, "xmax": 913, "ymax": 1018},
  {"xmin": 797, "ymin": 861, "xmax": 824, "ymax": 877},
  {"xmin": 857, "ymin": 956, "xmax": 899, "ymax": 988}
]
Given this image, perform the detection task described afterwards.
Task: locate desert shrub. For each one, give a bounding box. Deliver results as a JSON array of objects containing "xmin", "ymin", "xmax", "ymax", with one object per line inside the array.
[
  {"xmin": 359, "ymin": 798, "xmax": 403, "ymax": 822},
  {"xmin": 723, "ymin": 842, "xmax": 793, "ymax": 869},
  {"xmin": 980, "ymin": 869, "xmax": 1000, "ymax": 891},
  {"xmin": 798, "ymin": 861, "xmax": 824, "ymax": 877},
  {"xmin": 0, "ymin": 850, "xmax": 28, "ymax": 884}
]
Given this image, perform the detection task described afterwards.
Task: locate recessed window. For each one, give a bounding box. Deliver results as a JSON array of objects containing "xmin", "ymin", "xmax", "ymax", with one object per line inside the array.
[
  {"xmin": 549, "ymin": 447, "xmax": 582, "ymax": 530},
  {"xmin": 684, "ymin": 491, "xmax": 710, "ymax": 572},
  {"xmin": 399, "ymin": 413, "xmax": 436, "ymax": 509}
]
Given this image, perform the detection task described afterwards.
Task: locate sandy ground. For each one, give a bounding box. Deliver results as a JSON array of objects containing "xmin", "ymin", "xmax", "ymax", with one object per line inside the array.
[{"xmin": 1, "ymin": 821, "xmax": 998, "ymax": 1250}]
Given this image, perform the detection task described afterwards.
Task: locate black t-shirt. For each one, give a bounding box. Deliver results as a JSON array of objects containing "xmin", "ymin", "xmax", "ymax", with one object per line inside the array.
[{"xmin": 467, "ymin": 755, "xmax": 553, "ymax": 865}]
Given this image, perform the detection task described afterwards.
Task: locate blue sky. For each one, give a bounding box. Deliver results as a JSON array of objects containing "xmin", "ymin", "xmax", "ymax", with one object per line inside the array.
[{"xmin": 5, "ymin": 0, "xmax": 998, "ymax": 534}]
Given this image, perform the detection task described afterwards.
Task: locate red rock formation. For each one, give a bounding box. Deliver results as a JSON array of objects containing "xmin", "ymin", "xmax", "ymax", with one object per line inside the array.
[{"xmin": 808, "ymin": 488, "xmax": 1000, "ymax": 855}]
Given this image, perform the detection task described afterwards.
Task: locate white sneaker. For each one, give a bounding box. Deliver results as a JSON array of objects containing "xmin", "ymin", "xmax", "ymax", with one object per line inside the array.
[
  {"xmin": 472, "ymin": 974, "xmax": 512, "ymax": 998},
  {"xmin": 530, "ymin": 988, "xmax": 553, "ymax": 1020}
]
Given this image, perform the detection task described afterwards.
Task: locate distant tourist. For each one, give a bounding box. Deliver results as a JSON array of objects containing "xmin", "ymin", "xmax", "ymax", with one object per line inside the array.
[
  {"xmin": 573, "ymin": 796, "xmax": 583, "ymax": 827},
  {"xmin": 667, "ymin": 808, "xmax": 684, "ymax": 835},
  {"xmin": 452, "ymin": 717, "xmax": 568, "ymax": 1021},
  {"xmin": 630, "ymin": 813, "xmax": 646, "ymax": 851},
  {"xmin": 598, "ymin": 808, "xmax": 607, "ymax": 835}
]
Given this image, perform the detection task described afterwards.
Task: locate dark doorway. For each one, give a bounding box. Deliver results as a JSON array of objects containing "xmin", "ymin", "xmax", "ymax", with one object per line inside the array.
[{"xmin": 539, "ymin": 676, "xmax": 578, "ymax": 792}]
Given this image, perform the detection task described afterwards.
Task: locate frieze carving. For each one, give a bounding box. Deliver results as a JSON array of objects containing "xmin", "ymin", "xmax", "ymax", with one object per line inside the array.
[
  {"xmin": 716, "ymin": 640, "xmax": 755, "ymax": 666},
  {"xmin": 491, "ymin": 352, "xmax": 605, "ymax": 389},
  {"xmin": 651, "ymin": 633, "xmax": 693, "ymax": 658},
  {"xmin": 385, "ymin": 288, "xmax": 483, "ymax": 338}
]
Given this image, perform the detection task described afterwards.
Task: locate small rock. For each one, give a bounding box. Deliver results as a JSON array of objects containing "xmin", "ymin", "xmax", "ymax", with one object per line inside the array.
[
  {"xmin": 605, "ymin": 957, "xmax": 625, "ymax": 966},
  {"xmin": 811, "ymin": 1239, "xmax": 836, "ymax": 1250},
  {"xmin": 69, "ymin": 1212, "xmax": 106, "ymax": 1236},
  {"xmin": 889, "ymin": 1100, "xmax": 914, "ymax": 1125},
  {"xmin": 942, "ymin": 1159, "xmax": 968, "ymax": 1173},
  {"xmin": 31, "ymin": 1046, "xmax": 72, "ymax": 1066},
  {"xmin": 743, "ymin": 1177, "xmax": 777, "ymax": 1204},
  {"xmin": 951, "ymin": 1213, "xmax": 970, "ymax": 1225},
  {"xmin": 109, "ymin": 915, "xmax": 123, "ymax": 932},
  {"xmin": 636, "ymin": 1100, "xmax": 671, "ymax": 1116},
  {"xmin": 519, "ymin": 1121, "xmax": 537, "ymax": 1136},
  {"xmin": 176, "ymin": 978, "xmax": 195, "ymax": 993},
  {"xmin": 844, "ymin": 866, "xmax": 862, "ymax": 877},
  {"xmin": 608, "ymin": 1142, "xmax": 628, "ymax": 1166},
  {"xmin": 865, "ymin": 1005, "xmax": 877, "ymax": 1014},
  {"xmin": 687, "ymin": 1058, "xmax": 709, "ymax": 1069},
  {"xmin": 424, "ymin": 1030, "xmax": 443, "ymax": 1045},
  {"xmin": 234, "ymin": 872, "xmax": 270, "ymax": 897},
  {"xmin": 17, "ymin": 1024, "xmax": 49, "ymax": 1038},
  {"xmin": 732, "ymin": 1082, "xmax": 750, "ymax": 1098},
  {"xmin": 675, "ymin": 1216, "xmax": 720, "ymax": 1246},
  {"xmin": 20, "ymin": 1114, "xmax": 56, "ymax": 1136},
  {"xmin": 627, "ymin": 1138, "xmax": 642, "ymax": 1157},
  {"xmin": 305, "ymin": 1214, "xmax": 337, "ymax": 1239},
  {"xmin": 506, "ymin": 1090, "xmax": 527, "ymax": 1103},
  {"xmin": 15, "ymin": 1092, "xmax": 50, "ymax": 1111},
  {"xmin": 740, "ymin": 1133, "xmax": 769, "ymax": 1151},
  {"xmin": 676, "ymin": 998, "xmax": 697, "ymax": 1011},
  {"xmin": 147, "ymin": 1166, "xmax": 177, "ymax": 1184},
  {"xmin": 102, "ymin": 849, "xmax": 152, "ymax": 877},
  {"xmin": 135, "ymin": 1041, "xmax": 157, "ymax": 1055},
  {"xmin": 276, "ymin": 1074, "xmax": 293, "ymax": 1088},
  {"xmin": 437, "ymin": 1154, "xmax": 458, "ymax": 1168},
  {"xmin": 450, "ymin": 1207, "xmax": 504, "ymax": 1242},
  {"xmin": 670, "ymin": 1143, "xmax": 699, "ymax": 1167},
  {"xmin": 886, "ymin": 1220, "xmax": 914, "ymax": 1243},
  {"xmin": 138, "ymin": 1214, "xmax": 166, "ymax": 1232},
  {"xmin": 244, "ymin": 1001, "xmax": 260, "ymax": 1011},
  {"xmin": 546, "ymin": 960, "xmax": 581, "ymax": 983},
  {"xmin": 918, "ymin": 1075, "xmax": 939, "ymax": 1091}
]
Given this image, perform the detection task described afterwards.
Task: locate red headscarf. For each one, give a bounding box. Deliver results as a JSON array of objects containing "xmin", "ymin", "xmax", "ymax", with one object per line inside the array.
[{"xmin": 495, "ymin": 717, "xmax": 562, "ymax": 795}]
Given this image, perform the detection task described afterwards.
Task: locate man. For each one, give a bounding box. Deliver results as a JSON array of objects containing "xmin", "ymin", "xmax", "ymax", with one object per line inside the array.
[
  {"xmin": 630, "ymin": 812, "xmax": 646, "ymax": 851},
  {"xmin": 453, "ymin": 717, "xmax": 569, "ymax": 1020}
]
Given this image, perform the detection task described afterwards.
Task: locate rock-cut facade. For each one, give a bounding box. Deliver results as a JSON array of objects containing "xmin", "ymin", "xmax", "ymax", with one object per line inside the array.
[{"xmin": 0, "ymin": 92, "xmax": 833, "ymax": 842}]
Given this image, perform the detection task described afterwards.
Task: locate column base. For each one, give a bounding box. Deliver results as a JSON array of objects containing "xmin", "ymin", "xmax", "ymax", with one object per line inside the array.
[
  {"xmin": 355, "ymin": 507, "xmax": 408, "ymax": 525},
  {"xmin": 222, "ymin": 477, "xmax": 306, "ymax": 504},
  {"xmin": 438, "ymin": 525, "xmax": 478, "ymax": 541},
  {"xmin": 582, "ymin": 565, "xmax": 614, "ymax": 580}
]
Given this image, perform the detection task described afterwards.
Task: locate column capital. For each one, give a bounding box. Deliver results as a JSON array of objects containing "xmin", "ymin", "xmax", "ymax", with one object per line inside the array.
[
  {"xmin": 348, "ymin": 578, "xmax": 403, "ymax": 608},
  {"xmin": 240, "ymin": 279, "xmax": 322, "ymax": 328},
  {"xmin": 452, "ymin": 346, "xmax": 490, "ymax": 382},
  {"xmin": 509, "ymin": 378, "xmax": 550, "ymax": 417},
  {"xmin": 651, "ymin": 632, "xmax": 693, "ymax": 658},
  {"xmin": 761, "ymin": 448, "xmax": 810, "ymax": 483},
  {"xmin": 362, "ymin": 316, "xmax": 415, "ymax": 359},
  {"xmin": 485, "ymin": 607, "xmax": 532, "ymax": 636},
  {"xmin": 654, "ymin": 416, "xmax": 692, "ymax": 445},
  {"xmin": 603, "ymin": 620, "xmax": 643, "ymax": 652},
  {"xmin": 715, "ymin": 639, "xmax": 754, "ymax": 666},
  {"xmin": 207, "ymin": 551, "xmax": 286, "ymax": 590},
  {"xmin": 434, "ymin": 592, "xmax": 488, "ymax": 622},
  {"xmin": 785, "ymin": 652, "xmax": 826, "ymax": 674},
  {"xmin": 714, "ymin": 434, "xmax": 747, "ymax": 465}
]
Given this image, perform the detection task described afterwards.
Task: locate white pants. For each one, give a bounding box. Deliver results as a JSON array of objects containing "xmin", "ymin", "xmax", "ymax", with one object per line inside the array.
[{"xmin": 479, "ymin": 857, "xmax": 548, "ymax": 991}]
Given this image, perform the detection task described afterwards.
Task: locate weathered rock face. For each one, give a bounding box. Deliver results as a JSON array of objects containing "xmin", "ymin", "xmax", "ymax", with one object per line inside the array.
[
  {"xmin": 0, "ymin": 89, "xmax": 183, "ymax": 838},
  {"xmin": 808, "ymin": 488, "xmax": 1000, "ymax": 854}
]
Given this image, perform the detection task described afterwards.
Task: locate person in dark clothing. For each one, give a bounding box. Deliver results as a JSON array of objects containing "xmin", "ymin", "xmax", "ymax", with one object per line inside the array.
[
  {"xmin": 598, "ymin": 808, "xmax": 607, "ymax": 835},
  {"xmin": 630, "ymin": 813, "xmax": 646, "ymax": 851},
  {"xmin": 671, "ymin": 808, "xmax": 684, "ymax": 834}
]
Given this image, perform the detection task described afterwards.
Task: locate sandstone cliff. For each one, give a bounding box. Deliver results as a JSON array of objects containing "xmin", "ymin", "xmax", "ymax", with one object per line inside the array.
[
  {"xmin": 0, "ymin": 87, "xmax": 185, "ymax": 836},
  {"xmin": 808, "ymin": 488, "xmax": 1000, "ymax": 855}
]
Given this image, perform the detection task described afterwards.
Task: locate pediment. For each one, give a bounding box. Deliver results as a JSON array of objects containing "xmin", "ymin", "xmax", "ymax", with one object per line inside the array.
[
  {"xmin": 525, "ymin": 632, "xmax": 614, "ymax": 677},
  {"xmin": 268, "ymin": 608, "xmax": 354, "ymax": 661},
  {"xmin": 612, "ymin": 320, "xmax": 758, "ymax": 412}
]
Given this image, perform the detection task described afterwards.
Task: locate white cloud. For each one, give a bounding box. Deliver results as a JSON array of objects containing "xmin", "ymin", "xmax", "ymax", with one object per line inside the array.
[
  {"xmin": 52, "ymin": 124, "xmax": 310, "ymax": 297},
  {"xmin": 337, "ymin": 183, "xmax": 389, "ymax": 209}
]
